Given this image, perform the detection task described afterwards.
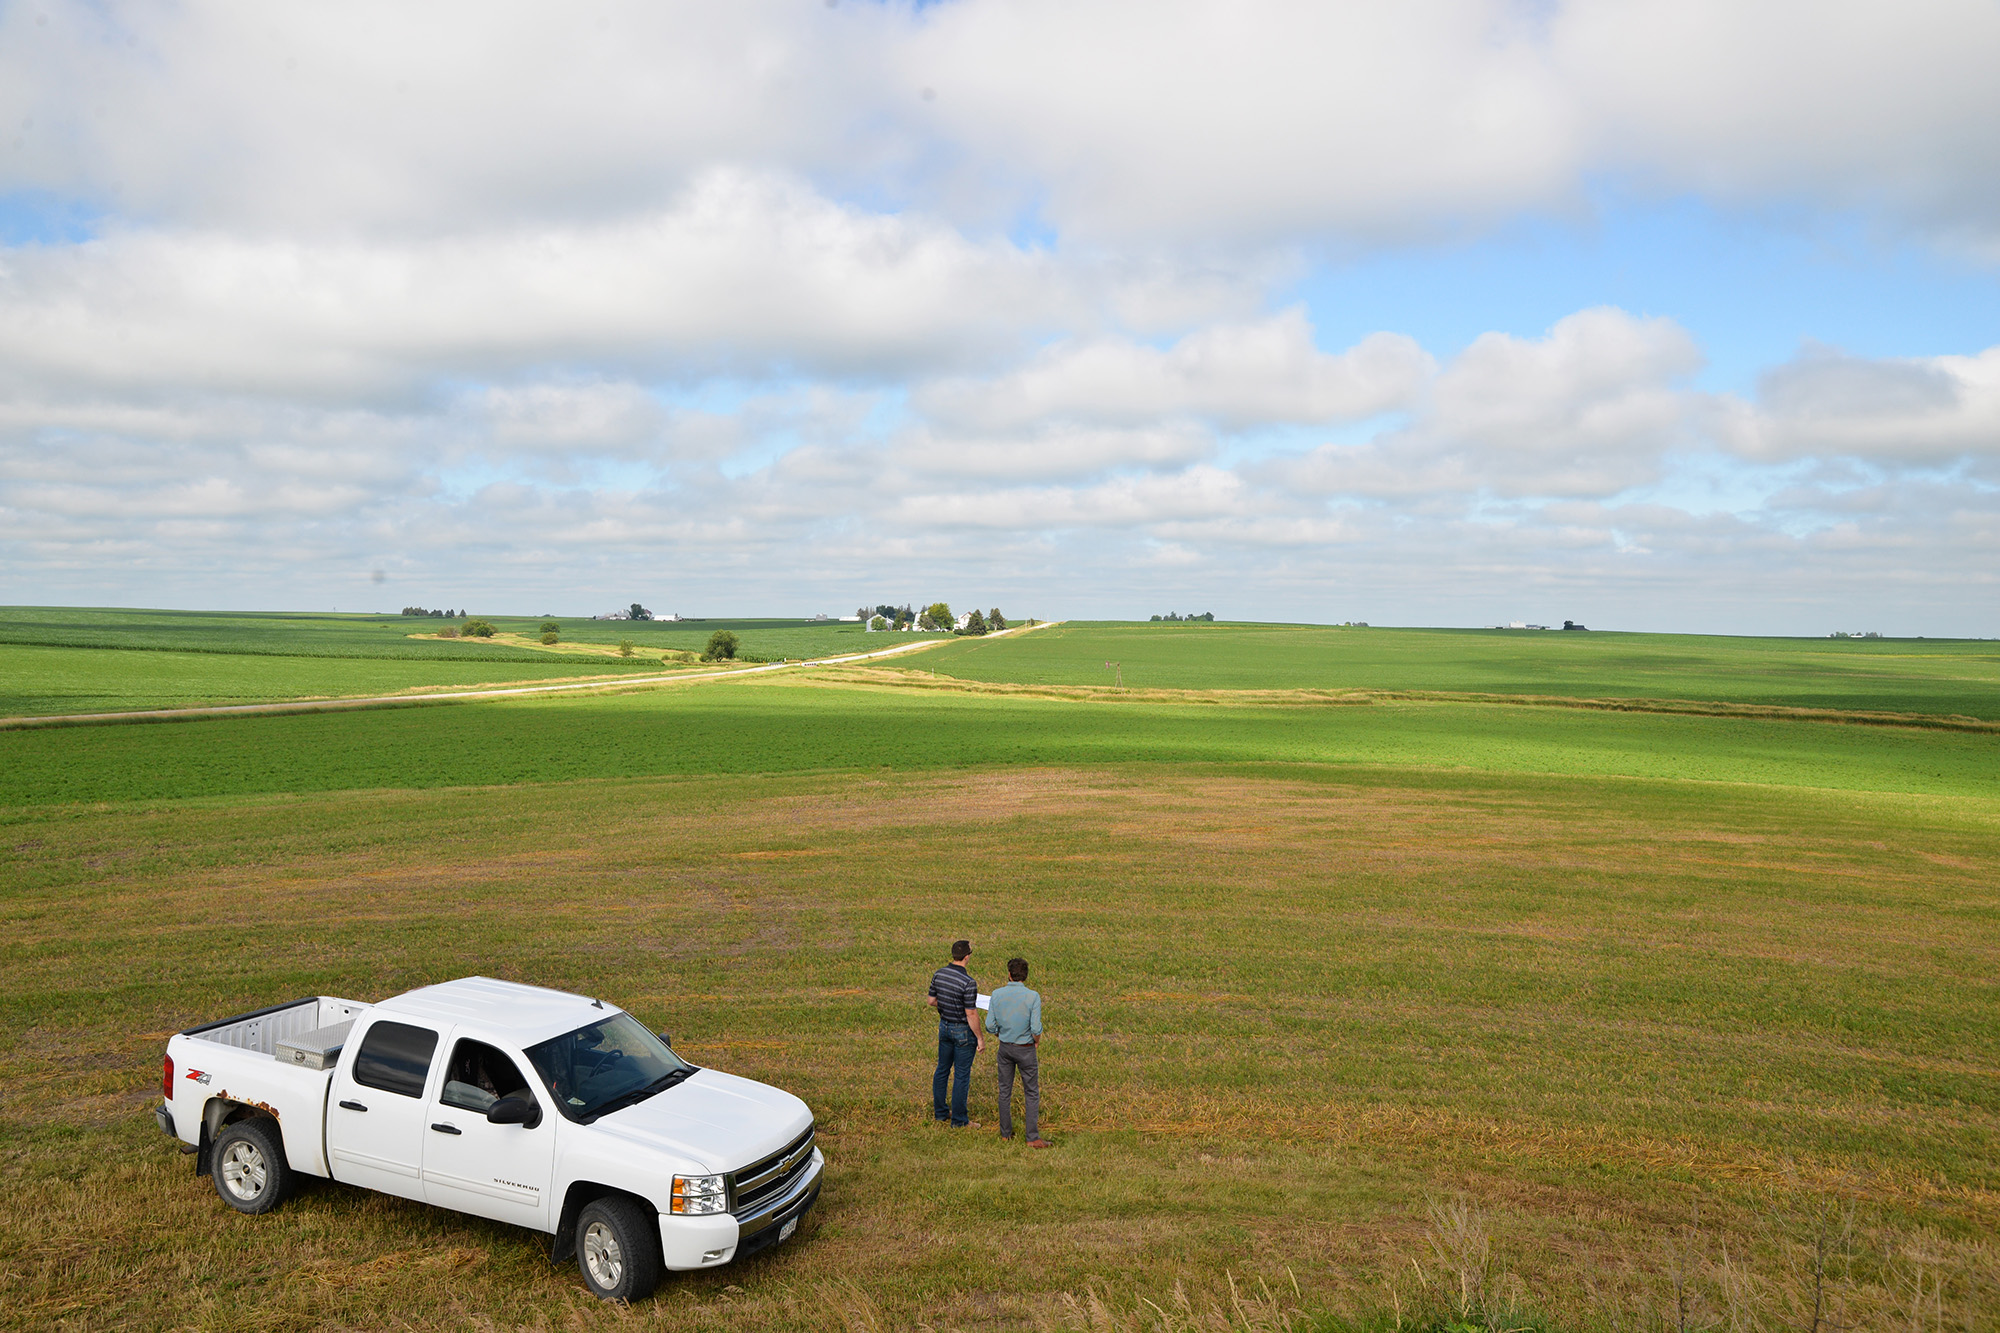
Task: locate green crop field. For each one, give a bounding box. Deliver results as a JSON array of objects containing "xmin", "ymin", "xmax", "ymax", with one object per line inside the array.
[
  {"xmin": 2, "ymin": 613, "xmax": 1996, "ymax": 1331},
  {"xmin": 923, "ymin": 621, "xmax": 2000, "ymax": 719},
  {"xmin": 0, "ymin": 608, "xmax": 924, "ymax": 717}
]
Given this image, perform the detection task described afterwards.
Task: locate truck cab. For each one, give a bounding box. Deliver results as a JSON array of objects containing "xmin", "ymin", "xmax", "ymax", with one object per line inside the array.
[{"xmin": 159, "ymin": 977, "xmax": 823, "ymax": 1300}]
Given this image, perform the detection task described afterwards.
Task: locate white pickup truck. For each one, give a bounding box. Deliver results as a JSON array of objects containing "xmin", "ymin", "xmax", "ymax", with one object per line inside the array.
[{"xmin": 155, "ymin": 976, "xmax": 823, "ymax": 1301}]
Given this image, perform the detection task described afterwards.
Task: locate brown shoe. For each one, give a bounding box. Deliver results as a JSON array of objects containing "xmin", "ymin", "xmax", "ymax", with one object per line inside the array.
[{"xmin": 1027, "ymin": 1138, "xmax": 1053, "ymax": 1149}]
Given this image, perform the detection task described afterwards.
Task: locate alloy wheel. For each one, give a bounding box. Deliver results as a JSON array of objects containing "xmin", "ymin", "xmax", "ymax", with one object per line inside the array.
[
  {"xmin": 583, "ymin": 1220, "xmax": 624, "ymax": 1290},
  {"xmin": 219, "ymin": 1140, "xmax": 267, "ymax": 1201}
]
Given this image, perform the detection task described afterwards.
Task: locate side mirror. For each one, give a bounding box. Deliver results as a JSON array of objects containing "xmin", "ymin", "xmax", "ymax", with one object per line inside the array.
[
  {"xmin": 657, "ymin": 1031, "xmax": 672, "ymax": 1048},
  {"xmin": 488, "ymin": 1094, "xmax": 542, "ymax": 1128}
]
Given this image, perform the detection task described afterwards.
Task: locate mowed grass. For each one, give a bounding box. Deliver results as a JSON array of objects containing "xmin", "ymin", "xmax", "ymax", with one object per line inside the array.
[
  {"xmin": 0, "ymin": 608, "xmax": 945, "ymax": 716},
  {"xmin": 923, "ymin": 623, "xmax": 2000, "ymax": 719},
  {"xmin": 4, "ymin": 674, "xmax": 1999, "ymax": 808},
  {"xmin": 5, "ymin": 616, "xmax": 2000, "ymax": 1328},
  {"xmin": 0, "ymin": 643, "xmax": 683, "ymax": 719},
  {"xmin": 532, "ymin": 617, "xmax": 949, "ymax": 661},
  {"xmin": 2, "ymin": 765, "xmax": 1996, "ymax": 1330}
]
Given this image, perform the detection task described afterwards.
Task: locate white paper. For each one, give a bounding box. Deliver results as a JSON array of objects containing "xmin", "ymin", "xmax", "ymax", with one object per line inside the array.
[{"xmin": 975, "ymin": 993, "xmax": 991, "ymax": 1010}]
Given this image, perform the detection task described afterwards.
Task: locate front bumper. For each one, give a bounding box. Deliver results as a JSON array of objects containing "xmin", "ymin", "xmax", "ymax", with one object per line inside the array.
[{"xmin": 656, "ymin": 1147, "xmax": 825, "ymax": 1270}]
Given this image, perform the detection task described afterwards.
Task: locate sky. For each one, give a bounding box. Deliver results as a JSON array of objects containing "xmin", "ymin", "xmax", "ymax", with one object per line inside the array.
[{"xmin": 2, "ymin": 0, "xmax": 1997, "ymax": 634}]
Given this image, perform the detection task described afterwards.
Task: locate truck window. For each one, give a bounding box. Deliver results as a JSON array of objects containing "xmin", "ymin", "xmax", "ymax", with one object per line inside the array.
[
  {"xmin": 524, "ymin": 1011, "xmax": 693, "ymax": 1122},
  {"xmin": 440, "ymin": 1039, "xmax": 531, "ymax": 1113},
  {"xmin": 352, "ymin": 1020, "xmax": 439, "ymax": 1099}
]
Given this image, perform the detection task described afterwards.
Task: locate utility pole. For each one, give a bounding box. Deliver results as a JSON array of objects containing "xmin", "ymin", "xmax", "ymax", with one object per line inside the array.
[{"xmin": 1104, "ymin": 660, "xmax": 1122, "ymax": 689}]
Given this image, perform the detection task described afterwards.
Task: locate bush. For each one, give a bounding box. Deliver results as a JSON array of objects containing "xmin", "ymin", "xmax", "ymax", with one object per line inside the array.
[
  {"xmin": 988, "ymin": 607, "xmax": 1007, "ymax": 630},
  {"xmin": 540, "ymin": 631, "xmax": 559, "ymax": 645},
  {"xmin": 436, "ymin": 625, "xmax": 459, "ymax": 638},
  {"xmin": 618, "ymin": 639, "xmax": 635, "ymax": 657},
  {"xmin": 460, "ymin": 619, "xmax": 495, "ymax": 638},
  {"xmin": 705, "ymin": 630, "xmax": 739, "ymax": 660},
  {"xmin": 539, "ymin": 620, "xmax": 560, "ymax": 637}
]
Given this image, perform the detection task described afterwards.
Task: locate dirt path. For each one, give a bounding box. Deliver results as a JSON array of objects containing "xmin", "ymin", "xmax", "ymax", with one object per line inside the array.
[{"xmin": 0, "ymin": 620, "xmax": 1060, "ymax": 730}]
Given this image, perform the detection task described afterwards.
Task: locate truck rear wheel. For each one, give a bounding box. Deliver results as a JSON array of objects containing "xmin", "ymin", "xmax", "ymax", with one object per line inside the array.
[
  {"xmin": 211, "ymin": 1118, "xmax": 292, "ymax": 1215},
  {"xmin": 576, "ymin": 1196, "xmax": 661, "ymax": 1301}
]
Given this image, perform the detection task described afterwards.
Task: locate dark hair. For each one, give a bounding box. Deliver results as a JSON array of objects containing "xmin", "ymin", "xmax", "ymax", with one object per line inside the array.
[
  {"xmin": 1007, "ymin": 957, "xmax": 1028, "ymax": 981},
  {"xmin": 951, "ymin": 939, "xmax": 972, "ymax": 961}
]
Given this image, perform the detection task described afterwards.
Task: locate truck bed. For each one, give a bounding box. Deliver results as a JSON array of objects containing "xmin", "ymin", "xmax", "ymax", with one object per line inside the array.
[{"xmin": 183, "ymin": 996, "xmax": 367, "ymax": 1057}]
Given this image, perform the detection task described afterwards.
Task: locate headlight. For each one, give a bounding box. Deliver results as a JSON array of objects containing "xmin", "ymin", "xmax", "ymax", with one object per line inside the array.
[{"xmin": 671, "ymin": 1174, "xmax": 728, "ymax": 1215}]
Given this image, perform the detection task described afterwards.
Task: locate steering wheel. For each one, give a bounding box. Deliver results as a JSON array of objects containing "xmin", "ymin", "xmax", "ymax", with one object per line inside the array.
[{"xmin": 577, "ymin": 1048, "xmax": 625, "ymax": 1081}]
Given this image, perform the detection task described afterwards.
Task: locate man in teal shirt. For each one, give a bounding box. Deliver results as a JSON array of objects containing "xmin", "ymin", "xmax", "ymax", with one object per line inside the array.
[{"xmin": 984, "ymin": 957, "xmax": 1050, "ymax": 1147}]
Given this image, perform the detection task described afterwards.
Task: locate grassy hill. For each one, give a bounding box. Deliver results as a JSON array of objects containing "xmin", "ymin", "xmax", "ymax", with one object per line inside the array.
[
  {"xmin": 1, "ymin": 611, "xmax": 1995, "ymax": 1331},
  {"xmin": 921, "ymin": 621, "xmax": 2000, "ymax": 718}
]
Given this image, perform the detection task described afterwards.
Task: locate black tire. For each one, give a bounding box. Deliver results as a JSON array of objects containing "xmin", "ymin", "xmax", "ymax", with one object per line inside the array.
[
  {"xmin": 575, "ymin": 1196, "xmax": 662, "ymax": 1301},
  {"xmin": 211, "ymin": 1118, "xmax": 292, "ymax": 1215}
]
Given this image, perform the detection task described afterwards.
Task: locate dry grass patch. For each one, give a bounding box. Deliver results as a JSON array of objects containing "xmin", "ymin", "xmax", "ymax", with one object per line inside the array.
[{"xmin": 2, "ymin": 765, "xmax": 1997, "ymax": 1329}]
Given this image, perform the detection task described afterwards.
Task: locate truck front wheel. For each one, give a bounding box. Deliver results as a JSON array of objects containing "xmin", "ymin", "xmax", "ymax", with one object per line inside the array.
[
  {"xmin": 575, "ymin": 1197, "xmax": 662, "ymax": 1301},
  {"xmin": 211, "ymin": 1118, "xmax": 292, "ymax": 1215}
]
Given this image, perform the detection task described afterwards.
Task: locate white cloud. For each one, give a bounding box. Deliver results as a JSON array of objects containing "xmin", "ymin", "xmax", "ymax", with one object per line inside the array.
[
  {"xmin": 1728, "ymin": 344, "xmax": 2000, "ymax": 463},
  {"xmin": 3, "ymin": 2, "xmax": 1997, "ymax": 631},
  {"xmin": 1277, "ymin": 308, "xmax": 1704, "ymax": 500},
  {"xmin": 0, "ymin": 171, "xmax": 1263, "ymax": 400},
  {"xmin": 914, "ymin": 312, "xmax": 1431, "ymax": 431},
  {"xmin": 6, "ymin": 1, "xmax": 1998, "ymax": 249}
]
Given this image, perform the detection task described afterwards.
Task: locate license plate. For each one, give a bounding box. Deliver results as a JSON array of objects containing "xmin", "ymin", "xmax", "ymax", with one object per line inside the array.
[{"xmin": 778, "ymin": 1217, "xmax": 797, "ymax": 1242}]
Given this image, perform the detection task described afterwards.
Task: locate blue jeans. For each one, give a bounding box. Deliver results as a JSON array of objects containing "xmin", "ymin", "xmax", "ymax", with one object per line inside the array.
[{"xmin": 934, "ymin": 1023, "xmax": 976, "ymax": 1125}]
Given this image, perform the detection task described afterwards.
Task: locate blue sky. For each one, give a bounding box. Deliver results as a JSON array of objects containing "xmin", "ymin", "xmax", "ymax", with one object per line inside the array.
[
  {"xmin": 1, "ymin": 0, "xmax": 1996, "ymax": 633},
  {"xmin": 1302, "ymin": 196, "xmax": 2000, "ymax": 394}
]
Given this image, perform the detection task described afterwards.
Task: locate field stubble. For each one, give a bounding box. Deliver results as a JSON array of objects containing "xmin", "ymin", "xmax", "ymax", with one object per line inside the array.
[{"xmin": 2, "ymin": 764, "xmax": 1997, "ymax": 1330}]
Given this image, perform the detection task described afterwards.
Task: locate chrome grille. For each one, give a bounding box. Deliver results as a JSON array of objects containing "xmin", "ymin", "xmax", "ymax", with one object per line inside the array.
[{"xmin": 732, "ymin": 1123, "xmax": 816, "ymax": 1215}]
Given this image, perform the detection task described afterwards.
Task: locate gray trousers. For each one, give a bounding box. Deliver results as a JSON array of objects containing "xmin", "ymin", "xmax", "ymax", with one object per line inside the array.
[{"xmin": 996, "ymin": 1042, "xmax": 1040, "ymax": 1139}]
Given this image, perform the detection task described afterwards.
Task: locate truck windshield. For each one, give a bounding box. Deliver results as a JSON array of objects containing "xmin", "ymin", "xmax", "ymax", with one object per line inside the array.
[{"xmin": 523, "ymin": 1012, "xmax": 696, "ymax": 1123}]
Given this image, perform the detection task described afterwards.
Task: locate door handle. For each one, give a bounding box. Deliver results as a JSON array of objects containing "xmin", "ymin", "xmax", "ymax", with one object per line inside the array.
[
  {"xmin": 430, "ymin": 1123, "xmax": 462, "ymax": 1135},
  {"xmin": 338, "ymin": 1100, "xmax": 368, "ymax": 1112}
]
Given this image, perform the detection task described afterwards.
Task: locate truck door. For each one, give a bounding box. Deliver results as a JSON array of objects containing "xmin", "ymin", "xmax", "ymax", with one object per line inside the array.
[
  {"xmin": 421, "ymin": 1035, "xmax": 557, "ymax": 1230},
  {"xmin": 326, "ymin": 1016, "xmax": 445, "ymax": 1201}
]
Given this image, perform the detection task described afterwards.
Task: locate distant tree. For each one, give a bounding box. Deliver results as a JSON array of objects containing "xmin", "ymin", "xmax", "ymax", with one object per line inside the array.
[
  {"xmin": 630, "ymin": 603, "xmax": 652, "ymax": 621},
  {"xmin": 856, "ymin": 607, "xmax": 870, "ymax": 620},
  {"xmin": 539, "ymin": 620, "xmax": 561, "ymax": 636},
  {"xmin": 1150, "ymin": 614, "xmax": 1162, "ymax": 621},
  {"xmin": 869, "ymin": 615, "xmax": 888, "ymax": 631},
  {"xmin": 988, "ymin": 608, "xmax": 1007, "ymax": 630},
  {"xmin": 926, "ymin": 602, "xmax": 953, "ymax": 631},
  {"xmin": 704, "ymin": 629, "xmax": 739, "ymax": 661},
  {"xmin": 960, "ymin": 609, "xmax": 987, "ymax": 636},
  {"xmin": 541, "ymin": 631, "xmax": 559, "ymax": 644},
  {"xmin": 460, "ymin": 618, "xmax": 496, "ymax": 638},
  {"xmin": 617, "ymin": 639, "xmax": 635, "ymax": 657}
]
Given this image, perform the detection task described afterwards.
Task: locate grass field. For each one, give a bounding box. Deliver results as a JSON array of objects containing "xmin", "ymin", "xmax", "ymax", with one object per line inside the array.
[
  {"xmin": 2, "ymin": 615, "xmax": 1997, "ymax": 1331},
  {"xmin": 923, "ymin": 622, "xmax": 2000, "ymax": 719},
  {"xmin": 0, "ymin": 609, "xmax": 926, "ymax": 717}
]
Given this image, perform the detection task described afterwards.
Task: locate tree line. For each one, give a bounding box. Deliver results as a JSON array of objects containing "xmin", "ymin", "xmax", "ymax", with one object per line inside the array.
[{"xmin": 858, "ymin": 602, "xmax": 1010, "ymax": 635}]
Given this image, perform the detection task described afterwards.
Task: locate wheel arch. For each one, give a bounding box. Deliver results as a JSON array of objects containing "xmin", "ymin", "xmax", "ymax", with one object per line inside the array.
[
  {"xmin": 196, "ymin": 1097, "xmax": 281, "ymax": 1177},
  {"xmin": 551, "ymin": 1180, "xmax": 663, "ymax": 1263}
]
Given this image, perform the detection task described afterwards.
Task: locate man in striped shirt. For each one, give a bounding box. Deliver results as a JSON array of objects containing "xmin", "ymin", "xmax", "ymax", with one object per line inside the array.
[{"xmin": 926, "ymin": 939, "xmax": 983, "ymax": 1127}]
